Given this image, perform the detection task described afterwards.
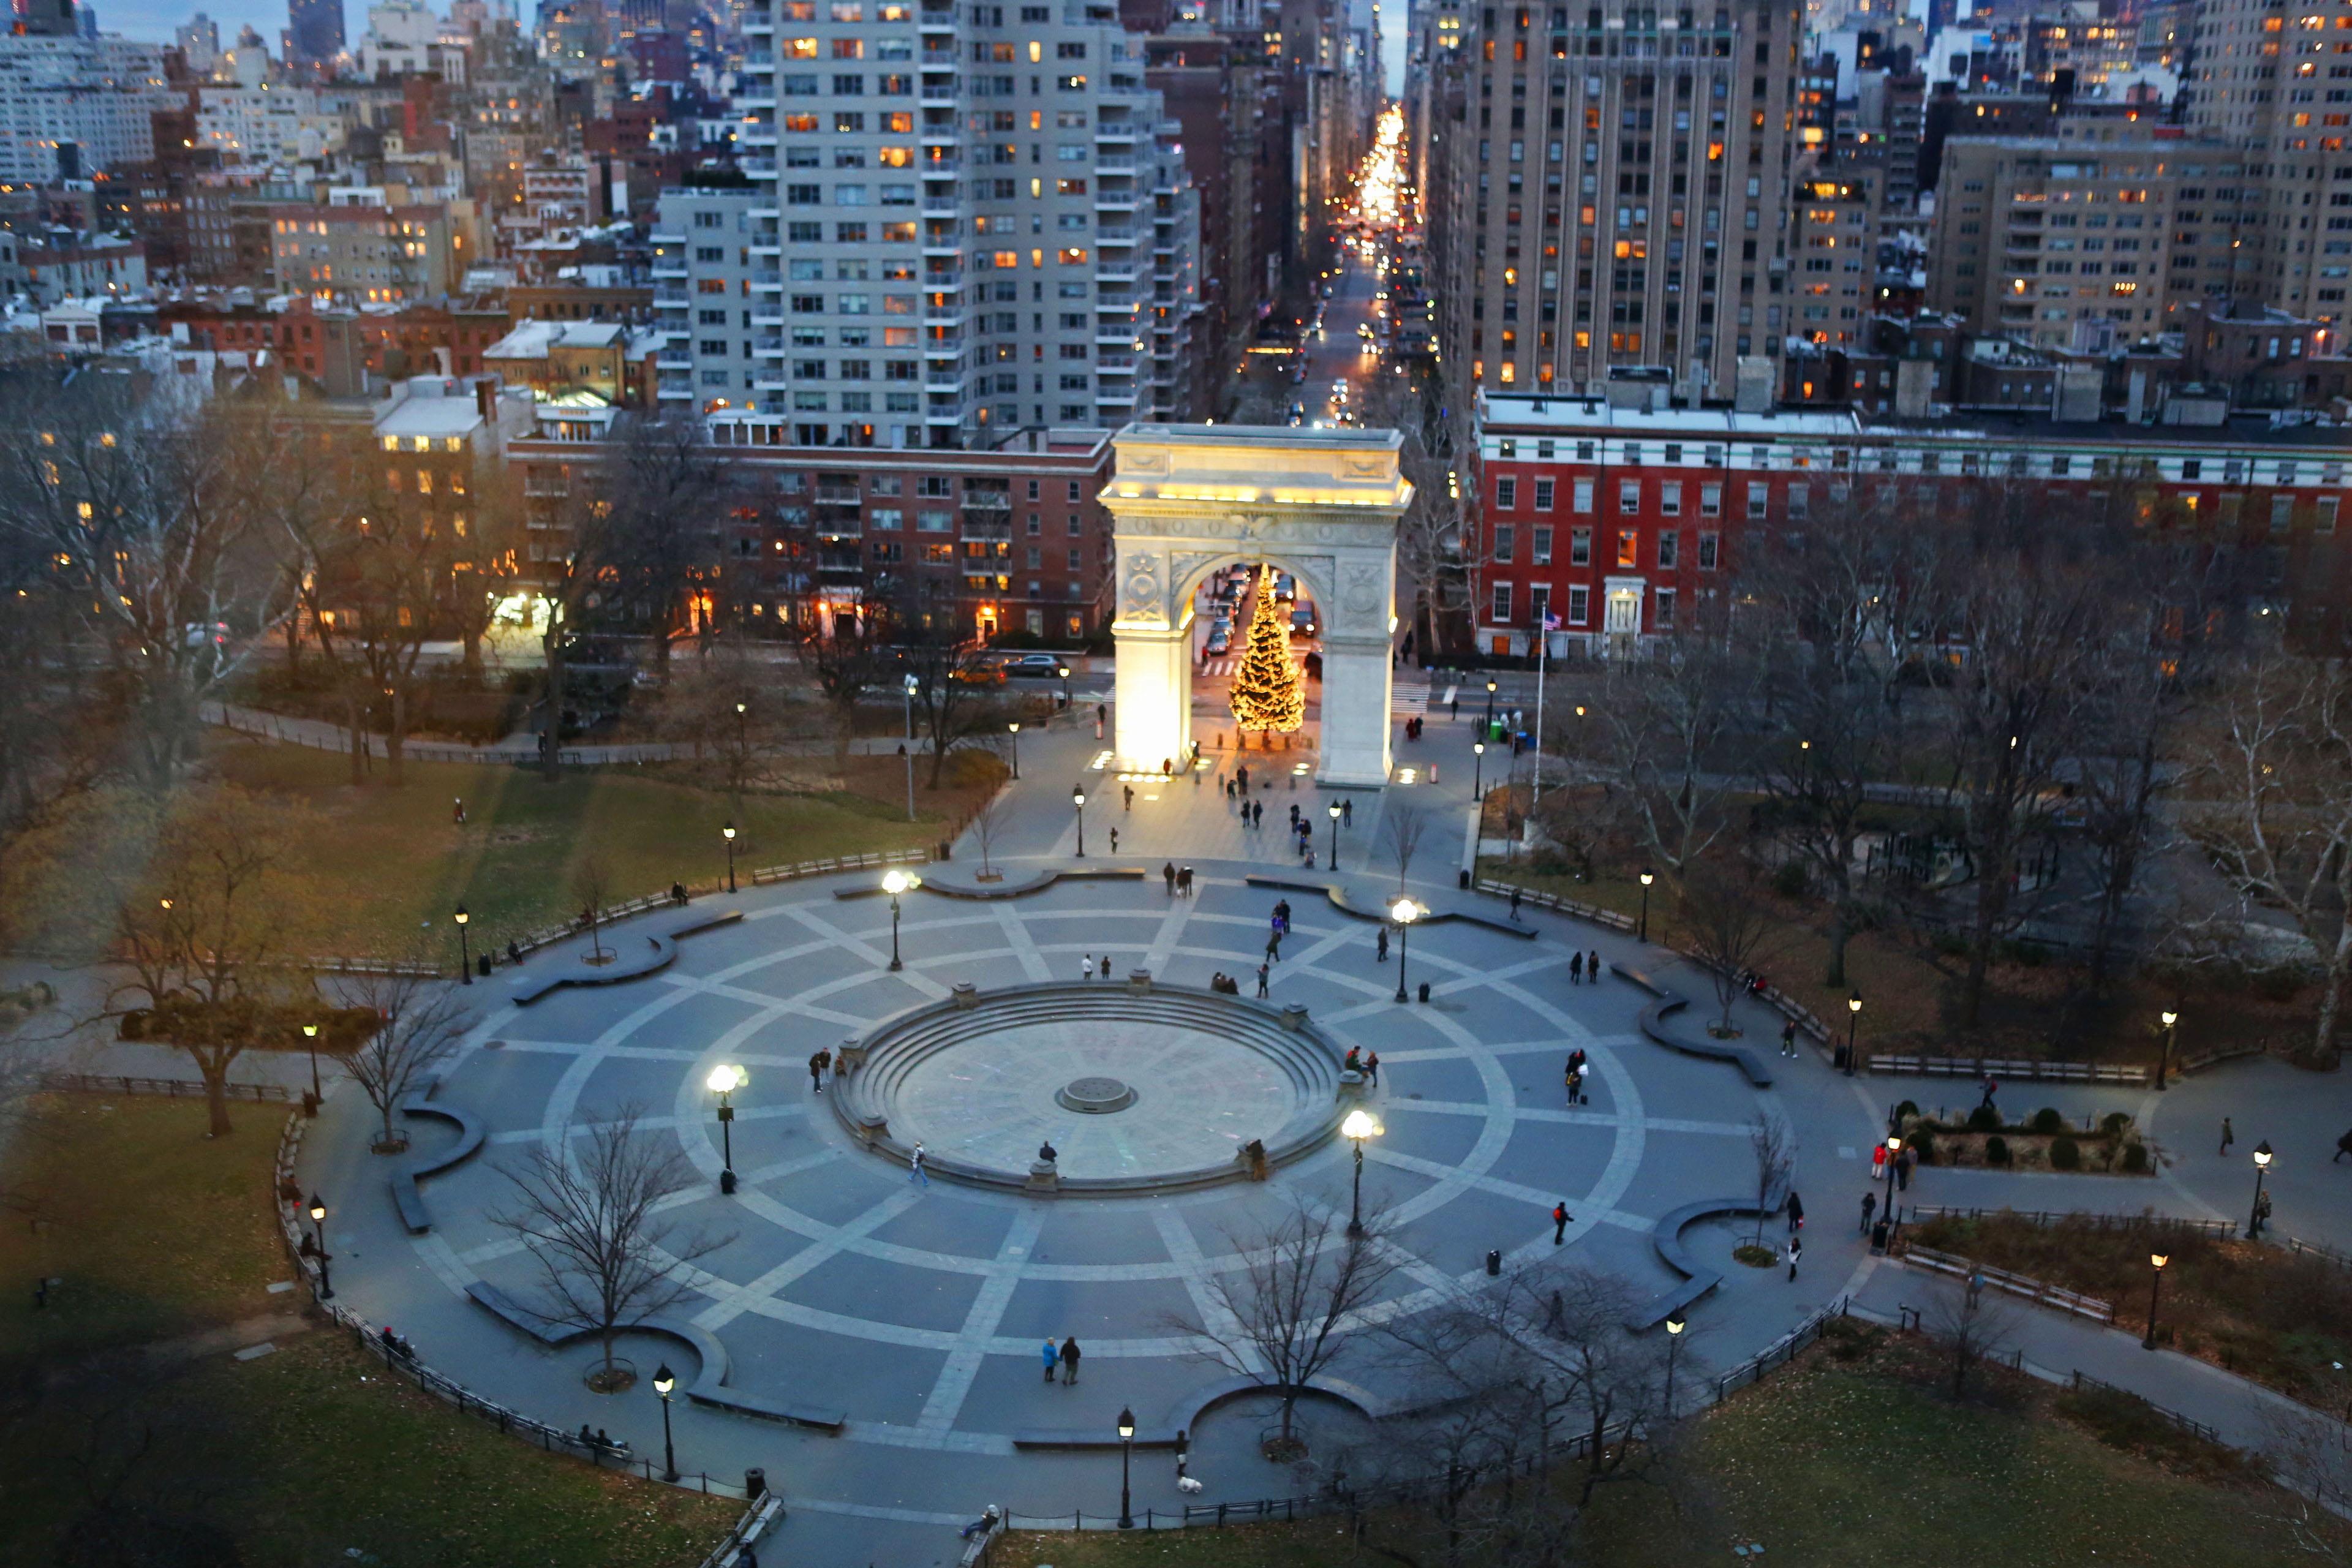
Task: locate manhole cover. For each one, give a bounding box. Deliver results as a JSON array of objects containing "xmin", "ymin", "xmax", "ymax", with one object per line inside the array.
[{"xmin": 1055, "ymin": 1076, "xmax": 1137, "ymax": 1114}]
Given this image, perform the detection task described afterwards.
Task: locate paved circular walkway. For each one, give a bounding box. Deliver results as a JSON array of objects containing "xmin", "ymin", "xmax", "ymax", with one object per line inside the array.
[{"xmin": 300, "ymin": 852, "xmax": 1881, "ymax": 1551}]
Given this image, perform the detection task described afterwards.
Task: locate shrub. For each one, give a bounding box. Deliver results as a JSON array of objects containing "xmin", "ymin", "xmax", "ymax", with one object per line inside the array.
[
  {"xmin": 1770, "ymin": 860, "xmax": 1809, "ymax": 899},
  {"xmin": 2120, "ymin": 1142, "xmax": 2149, "ymax": 1174},
  {"xmin": 1896, "ymin": 1099, "xmax": 1920, "ymax": 1122},
  {"xmin": 1968, "ymin": 1104, "xmax": 2002, "ymax": 1133},
  {"xmin": 2101, "ymin": 1111, "xmax": 2132, "ymax": 1139},
  {"xmin": 1910, "ymin": 1129, "xmax": 1936, "ymax": 1164},
  {"xmin": 1985, "ymin": 1135, "xmax": 2011, "ymax": 1166},
  {"xmin": 2050, "ymin": 1136, "xmax": 2082, "ymax": 1170},
  {"xmin": 2032, "ymin": 1107, "xmax": 2065, "ymax": 1134}
]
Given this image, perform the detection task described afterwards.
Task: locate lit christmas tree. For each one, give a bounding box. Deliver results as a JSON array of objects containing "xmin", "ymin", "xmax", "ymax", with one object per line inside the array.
[{"xmin": 1228, "ymin": 566, "xmax": 1304, "ymax": 736}]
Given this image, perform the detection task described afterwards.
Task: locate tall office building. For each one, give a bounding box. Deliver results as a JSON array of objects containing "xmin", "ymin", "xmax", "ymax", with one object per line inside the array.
[
  {"xmin": 1429, "ymin": 0, "xmax": 1803, "ymax": 402},
  {"xmin": 654, "ymin": 180, "xmax": 769, "ymax": 410},
  {"xmin": 729, "ymin": 0, "xmax": 1205, "ymax": 449},
  {"xmin": 2184, "ymin": 0, "xmax": 2352, "ymax": 331},
  {"xmin": 285, "ymin": 0, "xmax": 348, "ymax": 74}
]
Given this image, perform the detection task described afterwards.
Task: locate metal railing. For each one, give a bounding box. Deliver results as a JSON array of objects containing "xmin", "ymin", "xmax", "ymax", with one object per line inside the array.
[
  {"xmin": 2068, "ymin": 1370, "xmax": 2224, "ymax": 1447},
  {"xmin": 1894, "ymin": 1242, "xmax": 2116, "ymax": 1324},
  {"xmin": 42, "ymin": 1072, "xmax": 292, "ymax": 1103},
  {"xmin": 2288, "ymin": 1235, "xmax": 2352, "ymax": 1270},
  {"xmin": 1869, "ymin": 1053, "xmax": 2147, "ymax": 1085},
  {"xmin": 1902, "ymin": 1205, "xmax": 2237, "ymax": 1242}
]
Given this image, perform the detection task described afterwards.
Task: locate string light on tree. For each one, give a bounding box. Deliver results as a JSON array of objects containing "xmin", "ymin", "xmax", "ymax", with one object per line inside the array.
[{"xmin": 1227, "ymin": 565, "xmax": 1304, "ymax": 739}]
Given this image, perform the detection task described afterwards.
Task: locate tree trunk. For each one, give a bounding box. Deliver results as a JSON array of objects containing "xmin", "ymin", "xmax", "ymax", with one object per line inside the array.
[
  {"xmin": 541, "ymin": 635, "xmax": 568, "ymax": 782},
  {"xmin": 1826, "ymin": 897, "xmax": 1853, "ymax": 989},
  {"xmin": 285, "ymin": 610, "xmax": 303, "ymax": 673},
  {"xmin": 386, "ymin": 685, "xmax": 407, "ymax": 787},
  {"xmin": 2311, "ymin": 918, "xmax": 2352, "ymax": 1069},
  {"xmin": 344, "ymin": 690, "xmax": 366, "ymax": 786},
  {"xmin": 200, "ymin": 1057, "xmax": 234, "ymax": 1138},
  {"xmin": 461, "ymin": 630, "xmax": 483, "ymax": 683}
]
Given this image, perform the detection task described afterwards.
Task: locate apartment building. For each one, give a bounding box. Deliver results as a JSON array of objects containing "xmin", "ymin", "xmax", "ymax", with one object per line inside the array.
[
  {"xmin": 1468, "ymin": 390, "xmax": 2352, "ymax": 655},
  {"xmin": 270, "ymin": 200, "xmax": 466, "ymax": 302},
  {"xmin": 0, "ymin": 34, "xmax": 171, "ymax": 184},
  {"xmin": 734, "ymin": 0, "xmax": 1206, "ymax": 448},
  {"xmin": 1429, "ymin": 0, "xmax": 1806, "ymax": 406},
  {"xmin": 652, "ymin": 181, "xmax": 769, "ymax": 410},
  {"xmin": 1788, "ymin": 157, "xmax": 1879, "ymax": 348}
]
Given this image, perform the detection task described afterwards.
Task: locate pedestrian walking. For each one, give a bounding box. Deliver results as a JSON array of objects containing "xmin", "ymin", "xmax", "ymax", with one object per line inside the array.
[
  {"xmin": 1042, "ymin": 1338, "xmax": 1060, "ymax": 1382},
  {"xmin": 1450, "ymin": 695, "xmax": 1460, "ymax": 718},
  {"xmin": 1123, "ymin": 784, "xmax": 1134, "ymax": 813},
  {"xmin": 817, "ymin": 1047, "xmax": 832, "ymax": 1084},
  {"xmin": 1342, "ymin": 799, "xmax": 1353, "ymax": 826},
  {"xmin": 809, "ymin": 1051, "xmax": 825, "ymax": 1093},
  {"xmin": 1060, "ymin": 1336, "xmax": 1081, "ymax": 1384},
  {"xmin": 1570, "ymin": 952, "xmax": 1583, "ymax": 984},
  {"xmin": 1099, "ymin": 955, "xmax": 1112, "ymax": 979},
  {"xmin": 1109, "ymin": 827, "xmax": 1119, "ymax": 854},
  {"xmin": 1565, "ymin": 1061, "xmax": 1580, "ymax": 1104},
  {"xmin": 1175, "ymin": 1430, "xmax": 1189, "ymax": 1481},
  {"xmin": 1786, "ymin": 1189, "xmax": 1804, "ymax": 1233},
  {"xmin": 1376, "ymin": 927, "xmax": 1390, "ymax": 962},
  {"xmin": 1164, "ymin": 862, "xmax": 1177, "ymax": 896},
  {"xmin": 909, "ymin": 1142, "xmax": 929, "ymax": 1186},
  {"xmin": 1588, "ymin": 950, "xmax": 1600, "ymax": 981},
  {"xmin": 1256, "ymin": 963, "xmax": 1270, "ymax": 998},
  {"xmin": 452, "ymin": 796, "xmax": 466, "ymax": 824},
  {"xmin": 1896, "ymin": 1148, "xmax": 1913, "ymax": 1191},
  {"xmin": 1781, "ymin": 1020, "xmax": 1797, "ymax": 1058},
  {"xmin": 1552, "ymin": 1200, "xmax": 1571, "ymax": 1245},
  {"xmin": 1266, "ymin": 932, "xmax": 1282, "ymax": 963},
  {"xmin": 1786, "ymin": 1234, "xmax": 1802, "ymax": 1281},
  {"xmin": 1363, "ymin": 1050, "xmax": 1379, "ymax": 1087},
  {"xmin": 1978, "ymin": 1076, "xmax": 1999, "ymax": 1113},
  {"xmin": 1237, "ymin": 764, "xmax": 1250, "ymax": 791},
  {"xmin": 1859, "ymin": 1191, "xmax": 1877, "ymax": 1232},
  {"xmin": 1253, "ymin": 801, "xmax": 1264, "ymax": 828},
  {"xmin": 2220, "ymin": 1117, "xmax": 2235, "ymax": 1156},
  {"xmin": 1179, "ymin": 865, "xmax": 1194, "ymax": 895},
  {"xmin": 1510, "ymin": 886, "xmax": 1523, "ymax": 921},
  {"xmin": 1080, "ymin": 952, "xmax": 1094, "ymax": 981}
]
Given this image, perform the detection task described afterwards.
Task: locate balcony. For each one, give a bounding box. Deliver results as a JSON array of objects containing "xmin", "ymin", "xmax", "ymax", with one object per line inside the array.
[
  {"xmin": 922, "ymin": 198, "xmax": 959, "ymax": 216},
  {"xmin": 921, "ymin": 84, "xmax": 959, "ymax": 104},
  {"xmin": 1096, "ymin": 354, "xmax": 1136, "ymax": 370},
  {"xmin": 922, "ymin": 335, "xmax": 964, "ymax": 353},
  {"xmin": 1095, "ymin": 265, "xmax": 1136, "ymax": 282},
  {"xmin": 753, "ymin": 337, "xmax": 785, "ymax": 355},
  {"xmin": 815, "ymin": 485, "xmax": 864, "ymax": 503},
  {"xmin": 750, "ymin": 271, "xmax": 783, "ymax": 291},
  {"xmin": 740, "ymin": 158, "xmax": 777, "ymax": 178},
  {"xmin": 657, "ymin": 352, "xmax": 692, "ymax": 370},
  {"xmin": 1094, "ymin": 123, "xmax": 1137, "ymax": 143},
  {"xmin": 753, "ymin": 309, "xmax": 785, "ymax": 327},
  {"xmin": 922, "ymin": 47, "xmax": 959, "ymax": 64},
  {"xmin": 1095, "ymin": 159, "xmax": 1136, "ymax": 175},
  {"xmin": 654, "ymin": 285, "xmax": 689, "ymax": 304},
  {"xmin": 926, "ymin": 377, "xmax": 964, "ymax": 393}
]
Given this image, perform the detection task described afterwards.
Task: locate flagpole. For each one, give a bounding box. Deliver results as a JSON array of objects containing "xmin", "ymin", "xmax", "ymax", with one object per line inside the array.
[{"xmin": 1532, "ymin": 617, "xmax": 1548, "ymax": 809}]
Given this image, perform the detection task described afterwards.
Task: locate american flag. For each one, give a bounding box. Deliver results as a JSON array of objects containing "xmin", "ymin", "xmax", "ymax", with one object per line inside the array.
[{"xmin": 1542, "ymin": 611, "xmax": 1562, "ymax": 631}]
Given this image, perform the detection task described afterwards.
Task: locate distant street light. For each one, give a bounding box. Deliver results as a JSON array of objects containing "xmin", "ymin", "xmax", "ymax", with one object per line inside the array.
[
  {"xmin": 454, "ymin": 903, "xmax": 471, "ymax": 985},
  {"xmin": 2155, "ymin": 1009, "xmax": 2179, "ymax": 1091},
  {"xmin": 307, "ymin": 1193, "xmax": 333, "ymax": 1300},
  {"xmin": 2143, "ymin": 1252, "xmax": 2169, "ymax": 1350},
  {"xmin": 708, "ymin": 1064, "xmax": 747, "ymax": 1194},
  {"xmin": 1392, "ymin": 897, "xmax": 1420, "ymax": 1003},
  {"xmin": 1846, "ymin": 993, "xmax": 1863, "ymax": 1077},
  {"xmin": 1638, "ymin": 869, "xmax": 1655, "ymax": 942},
  {"xmin": 1008, "ymin": 720, "xmax": 1022, "ymax": 780},
  {"xmin": 1342, "ymin": 1107, "xmax": 1382, "ymax": 1237},
  {"xmin": 883, "ymin": 869, "xmax": 919, "ymax": 971},
  {"xmin": 2251, "ymin": 1140, "xmax": 2274, "ymax": 1238},
  {"xmin": 1072, "ymin": 785, "xmax": 1088, "ymax": 858},
  {"xmin": 301, "ymin": 1021, "xmax": 322, "ymax": 1114},
  {"xmin": 1664, "ymin": 1310, "xmax": 1687, "ymax": 1414},
  {"xmin": 722, "ymin": 821, "xmax": 737, "ymax": 894},
  {"xmin": 653, "ymin": 1362, "xmax": 679, "ymax": 1482},
  {"xmin": 1327, "ymin": 800, "xmax": 1343, "ymax": 868},
  {"xmin": 1117, "ymin": 1405, "xmax": 1137, "ymax": 1528}
]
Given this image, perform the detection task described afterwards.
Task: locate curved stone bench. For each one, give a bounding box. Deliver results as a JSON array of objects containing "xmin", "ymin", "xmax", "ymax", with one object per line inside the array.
[
  {"xmin": 1243, "ymin": 875, "xmax": 1537, "ymax": 940},
  {"xmin": 509, "ymin": 909, "xmax": 744, "ymax": 1005},
  {"xmin": 833, "ymin": 981, "xmax": 1345, "ymax": 1194},
  {"xmin": 1628, "ymin": 1196, "xmax": 1782, "ymax": 1330},
  {"xmin": 1013, "ymin": 1373, "xmax": 1387, "ymax": 1450},
  {"xmin": 391, "ymin": 1076, "xmax": 486, "ymax": 1234},
  {"xmin": 463, "ymin": 1280, "xmax": 846, "ymax": 1431},
  {"xmin": 1610, "ymin": 963, "xmax": 1774, "ymax": 1088},
  {"xmin": 832, "ymin": 865, "xmax": 1148, "ymax": 902}
]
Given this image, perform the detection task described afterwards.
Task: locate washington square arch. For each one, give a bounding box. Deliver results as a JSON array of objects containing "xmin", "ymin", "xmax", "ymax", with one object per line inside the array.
[{"xmin": 1102, "ymin": 424, "xmax": 1412, "ymax": 789}]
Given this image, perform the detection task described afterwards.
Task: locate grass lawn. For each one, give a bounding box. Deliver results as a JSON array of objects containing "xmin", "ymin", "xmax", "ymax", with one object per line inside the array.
[
  {"xmin": 0, "ymin": 1095, "xmax": 739, "ymax": 1567},
  {"xmin": 178, "ymin": 737, "xmax": 990, "ymax": 959},
  {"xmin": 1005, "ymin": 1327, "xmax": 2351, "ymax": 1568}
]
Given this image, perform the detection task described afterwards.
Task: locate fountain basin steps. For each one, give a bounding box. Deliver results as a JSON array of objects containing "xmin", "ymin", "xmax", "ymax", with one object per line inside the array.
[{"xmin": 832, "ymin": 982, "xmax": 1349, "ymax": 1193}]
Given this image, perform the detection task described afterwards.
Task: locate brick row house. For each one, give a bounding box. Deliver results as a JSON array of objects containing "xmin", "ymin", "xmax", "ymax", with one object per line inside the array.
[{"xmin": 1471, "ymin": 390, "xmax": 2352, "ymax": 657}]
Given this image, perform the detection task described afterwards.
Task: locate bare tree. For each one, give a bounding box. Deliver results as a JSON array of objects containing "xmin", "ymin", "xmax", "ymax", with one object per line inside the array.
[
  {"xmin": 1384, "ymin": 806, "xmax": 1428, "ymax": 892},
  {"xmin": 493, "ymin": 1106, "xmax": 729, "ymax": 1389},
  {"xmin": 329, "ymin": 971, "xmax": 469, "ymax": 1153},
  {"xmin": 2179, "ymin": 637, "xmax": 2352, "ymax": 1067},
  {"xmin": 2259, "ymin": 1397, "xmax": 2352, "ymax": 1560},
  {"xmin": 1752, "ymin": 686, "xmax": 1902, "ymax": 989},
  {"xmin": 1678, "ymin": 860, "xmax": 1790, "ymax": 1037},
  {"xmin": 895, "ymin": 600, "xmax": 1015, "ymax": 788},
  {"xmin": 794, "ymin": 610, "xmax": 894, "ymax": 772},
  {"xmin": 1923, "ymin": 1277, "xmax": 2018, "ymax": 1400},
  {"xmin": 572, "ymin": 857, "xmax": 612, "ymax": 962},
  {"xmin": 968, "ymin": 791, "xmax": 1009, "ymax": 879},
  {"xmin": 1158, "ymin": 1198, "xmax": 1399, "ymax": 1454},
  {"xmin": 1747, "ymin": 1112, "xmax": 1796, "ymax": 1247},
  {"xmin": 1584, "ymin": 618, "xmax": 1762, "ymax": 889}
]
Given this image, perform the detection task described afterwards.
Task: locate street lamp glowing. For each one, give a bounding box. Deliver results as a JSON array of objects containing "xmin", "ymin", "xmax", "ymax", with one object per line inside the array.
[
  {"xmin": 1849, "ymin": 995, "xmax": 1863, "ymax": 1015},
  {"xmin": 1117, "ymin": 1406, "xmax": 1136, "ymax": 1440},
  {"xmin": 1342, "ymin": 1107, "xmax": 1381, "ymax": 1141},
  {"xmin": 722, "ymin": 822, "xmax": 736, "ymax": 841},
  {"xmin": 653, "ymin": 1363, "xmax": 676, "ymax": 1397},
  {"xmin": 2160, "ymin": 1009, "xmax": 2177, "ymax": 1027},
  {"xmin": 2150, "ymin": 1251, "xmax": 2169, "ymax": 1271},
  {"xmin": 2254, "ymin": 1141, "xmax": 2273, "ymax": 1169},
  {"xmin": 883, "ymin": 869, "xmax": 912, "ymax": 895},
  {"xmin": 707, "ymin": 1063, "xmax": 747, "ymax": 1096},
  {"xmin": 1665, "ymin": 1311, "xmax": 1686, "ymax": 1336},
  {"xmin": 308, "ymin": 1194, "xmax": 326, "ymax": 1225},
  {"xmin": 1390, "ymin": 897, "xmax": 1419, "ymax": 925}
]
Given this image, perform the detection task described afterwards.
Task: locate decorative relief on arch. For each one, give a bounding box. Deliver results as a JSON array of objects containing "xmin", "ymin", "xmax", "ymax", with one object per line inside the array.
[
  {"xmin": 1120, "ymin": 549, "xmax": 1166, "ymax": 625},
  {"xmin": 1341, "ymin": 562, "xmax": 1387, "ymax": 619}
]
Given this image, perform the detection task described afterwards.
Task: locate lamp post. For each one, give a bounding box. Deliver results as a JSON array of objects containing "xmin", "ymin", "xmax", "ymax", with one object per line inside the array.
[
  {"xmin": 2142, "ymin": 1252, "xmax": 2169, "ymax": 1351},
  {"xmin": 1484, "ymin": 677, "xmax": 1498, "ymax": 732},
  {"xmin": 2251, "ymin": 1140, "xmax": 2273, "ymax": 1238},
  {"xmin": 1072, "ymin": 785, "xmax": 1087, "ymax": 857},
  {"xmin": 454, "ymin": 903, "xmax": 471, "ymax": 984},
  {"xmin": 1327, "ymin": 801, "xmax": 1343, "ymax": 869},
  {"xmin": 1664, "ymin": 1310, "xmax": 1686, "ymax": 1416},
  {"xmin": 1117, "ymin": 1406, "xmax": 1137, "ymax": 1528},
  {"xmin": 722, "ymin": 821, "xmax": 737, "ymax": 894},
  {"xmin": 1008, "ymin": 720, "xmax": 1022, "ymax": 780},
  {"xmin": 301, "ymin": 1022, "xmax": 322, "ymax": 1115},
  {"xmin": 902, "ymin": 674, "xmax": 919, "ymax": 821},
  {"xmin": 1637, "ymin": 869, "xmax": 1654, "ymax": 943},
  {"xmin": 1472, "ymin": 739, "xmax": 1485, "ymax": 809},
  {"xmin": 708, "ymin": 1064, "xmax": 746, "ymax": 1194},
  {"xmin": 1392, "ymin": 897, "xmax": 1420, "ymax": 1003},
  {"xmin": 1058, "ymin": 663, "xmax": 1072, "ymax": 709},
  {"xmin": 1884, "ymin": 1134, "xmax": 1902, "ymax": 1227},
  {"xmin": 307, "ymin": 1193, "xmax": 333, "ymax": 1300},
  {"xmin": 653, "ymin": 1362, "xmax": 679, "ymax": 1482},
  {"xmin": 2155, "ymin": 1009, "xmax": 2179, "ymax": 1091},
  {"xmin": 1845, "ymin": 993, "xmax": 1863, "ymax": 1077},
  {"xmin": 1342, "ymin": 1107, "xmax": 1382, "ymax": 1237},
  {"xmin": 883, "ymin": 869, "xmax": 918, "ymax": 971},
  {"xmin": 734, "ymin": 699, "xmax": 747, "ymax": 758}
]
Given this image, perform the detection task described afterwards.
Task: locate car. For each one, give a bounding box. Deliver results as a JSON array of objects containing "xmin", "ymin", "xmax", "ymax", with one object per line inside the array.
[
  {"xmin": 952, "ymin": 663, "xmax": 1007, "ymax": 685},
  {"xmin": 1205, "ymin": 627, "xmax": 1231, "ymax": 656},
  {"xmin": 1275, "ymin": 573, "xmax": 1296, "ymax": 601},
  {"xmin": 1000, "ymin": 652, "xmax": 1062, "ymax": 676},
  {"xmin": 1290, "ymin": 605, "xmax": 1317, "ymax": 638},
  {"xmin": 1289, "ymin": 401, "xmax": 1306, "ymax": 418}
]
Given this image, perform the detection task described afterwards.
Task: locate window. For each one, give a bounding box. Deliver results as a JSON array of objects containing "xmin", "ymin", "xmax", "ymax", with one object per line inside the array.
[
  {"xmin": 1497, "ymin": 476, "xmax": 1518, "ymax": 508},
  {"xmin": 1529, "ymin": 585, "xmax": 1551, "ymax": 627},
  {"xmin": 1494, "ymin": 524, "xmax": 1517, "ymax": 563},
  {"xmin": 1532, "ymin": 526, "xmax": 1554, "ymax": 565},
  {"xmin": 1660, "ymin": 481, "xmax": 1682, "ymax": 516},
  {"xmin": 1574, "ymin": 477, "xmax": 1595, "ymax": 513},
  {"xmin": 2272, "ymin": 494, "xmax": 2296, "ymax": 533},
  {"xmin": 1615, "ymin": 529, "xmax": 1638, "ymax": 568},
  {"xmin": 1657, "ymin": 530, "xmax": 1678, "ymax": 570},
  {"xmin": 1567, "ymin": 584, "xmax": 1590, "ymax": 625},
  {"xmin": 2321, "ymin": 497, "xmax": 2341, "ymax": 537},
  {"xmin": 1534, "ymin": 477, "xmax": 1556, "ymax": 511},
  {"xmin": 1697, "ymin": 530, "xmax": 1719, "ymax": 570},
  {"xmin": 1745, "ymin": 481, "xmax": 1768, "ymax": 519},
  {"xmin": 1570, "ymin": 526, "xmax": 1591, "ymax": 565},
  {"xmin": 1654, "ymin": 587, "xmax": 1677, "ymax": 628},
  {"xmin": 1619, "ymin": 478, "xmax": 1640, "ymax": 514},
  {"xmin": 1700, "ymin": 481, "xmax": 1721, "ymax": 516},
  {"xmin": 1788, "ymin": 484, "xmax": 1810, "ymax": 520},
  {"xmin": 1491, "ymin": 582, "xmax": 1514, "ymax": 623}
]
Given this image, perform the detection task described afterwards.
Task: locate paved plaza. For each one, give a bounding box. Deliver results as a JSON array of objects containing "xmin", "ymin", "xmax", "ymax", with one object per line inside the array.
[{"xmin": 272, "ymin": 714, "xmax": 2352, "ymax": 1567}]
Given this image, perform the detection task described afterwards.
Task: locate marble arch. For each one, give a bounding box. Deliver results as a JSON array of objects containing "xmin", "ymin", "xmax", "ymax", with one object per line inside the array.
[{"xmin": 1102, "ymin": 424, "xmax": 1412, "ymax": 789}]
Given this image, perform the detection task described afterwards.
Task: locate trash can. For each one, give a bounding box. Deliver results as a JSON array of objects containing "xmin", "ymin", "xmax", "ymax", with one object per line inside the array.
[
  {"xmin": 1485, "ymin": 1249, "xmax": 1502, "ymax": 1276},
  {"xmin": 1458, "ymin": 869, "xmax": 1471, "ymax": 889},
  {"xmin": 744, "ymin": 1466, "xmax": 766, "ymax": 1500},
  {"xmin": 1418, "ymin": 981, "xmax": 1430, "ymax": 1003}
]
